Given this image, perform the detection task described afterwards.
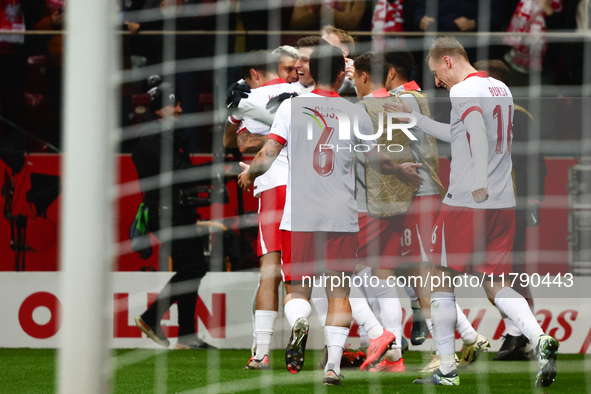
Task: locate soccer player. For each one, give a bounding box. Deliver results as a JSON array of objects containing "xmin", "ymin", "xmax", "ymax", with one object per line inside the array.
[
  {"xmin": 312, "ymin": 52, "xmax": 424, "ymax": 373},
  {"xmin": 238, "ymin": 45, "xmax": 408, "ymax": 386},
  {"xmin": 384, "ymin": 37, "xmax": 558, "ymax": 387},
  {"xmin": 273, "ymin": 46, "xmax": 299, "ymax": 84},
  {"xmin": 474, "ymin": 59, "xmax": 547, "ymax": 361},
  {"xmin": 385, "ymin": 51, "xmax": 491, "ymax": 372},
  {"xmin": 320, "ymin": 25, "xmax": 356, "ymax": 96},
  {"xmin": 351, "ymin": 52, "xmax": 424, "ymax": 372},
  {"xmin": 293, "ymin": 36, "xmax": 321, "ymax": 91},
  {"xmin": 223, "ymin": 50, "xmax": 301, "ymax": 370}
]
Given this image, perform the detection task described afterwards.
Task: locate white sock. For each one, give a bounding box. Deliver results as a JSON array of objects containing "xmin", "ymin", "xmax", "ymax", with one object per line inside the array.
[
  {"xmin": 455, "ymin": 303, "xmax": 478, "ymax": 345},
  {"xmin": 440, "ymin": 354, "xmax": 456, "ymax": 375},
  {"xmin": 431, "ymin": 292, "xmax": 457, "ymax": 375},
  {"xmin": 360, "ymin": 268, "xmax": 378, "ymax": 311},
  {"xmin": 349, "ymin": 283, "xmax": 383, "ymax": 338},
  {"xmin": 375, "ymin": 280, "xmax": 402, "ymax": 351},
  {"xmin": 404, "ymin": 286, "xmax": 421, "ymax": 310},
  {"xmin": 251, "ymin": 282, "xmax": 260, "ymax": 356},
  {"xmin": 311, "ymin": 284, "xmax": 329, "ymax": 327},
  {"xmin": 494, "ymin": 287, "xmax": 544, "ymax": 344},
  {"xmin": 426, "ymin": 318, "xmax": 433, "ymax": 334},
  {"xmin": 324, "ymin": 326, "xmax": 349, "ymax": 375},
  {"xmin": 284, "ymin": 298, "xmax": 311, "ymax": 328},
  {"xmin": 385, "ymin": 348, "xmax": 402, "ymax": 362},
  {"xmin": 358, "ymin": 325, "xmax": 370, "ymax": 348},
  {"xmin": 504, "ymin": 317, "xmax": 523, "ymax": 336},
  {"xmin": 254, "ymin": 310, "xmax": 277, "ymax": 359}
]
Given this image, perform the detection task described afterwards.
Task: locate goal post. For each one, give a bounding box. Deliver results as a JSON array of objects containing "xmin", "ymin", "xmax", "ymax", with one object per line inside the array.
[{"xmin": 58, "ymin": 0, "xmax": 118, "ymax": 392}]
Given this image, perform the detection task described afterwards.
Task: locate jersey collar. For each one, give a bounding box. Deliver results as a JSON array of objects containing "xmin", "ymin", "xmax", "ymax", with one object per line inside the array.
[
  {"xmin": 311, "ymin": 88, "xmax": 341, "ymax": 97},
  {"xmin": 402, "ymin": 80, "xmax": 421, "ymax": 91},
  {"xmin": 389, "ymin": 80, "xmax": 421, "ymax": 95},
  {"xmin": 263, "ymin": 78, "xmax": 286, "ymax": 87},
  {"xmin": 365, "ymin": 88, "xmax": 390, "ymax": 98},
  {"xmin": 463, "ymin": 71, "xmax": 488, "ymax": 80}
]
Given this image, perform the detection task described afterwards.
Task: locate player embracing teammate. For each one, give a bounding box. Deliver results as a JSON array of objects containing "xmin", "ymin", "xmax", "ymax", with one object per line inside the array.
[
  {"xmin": 238, "ymin": 45, "xmax": 407, "ymax": 386},
  {"xmin": 385, "ymin": 36, "xmax": 559, "ymax": 387}
]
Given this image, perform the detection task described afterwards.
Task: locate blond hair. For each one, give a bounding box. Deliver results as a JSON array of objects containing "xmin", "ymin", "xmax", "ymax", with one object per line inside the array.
[
  {"xmin": 426, "ymin": 36, "xmax": 469, "ymax": 63},
  {"xmin": 321, "ymin": 25, "xmax": 355, "ymax": 55}
]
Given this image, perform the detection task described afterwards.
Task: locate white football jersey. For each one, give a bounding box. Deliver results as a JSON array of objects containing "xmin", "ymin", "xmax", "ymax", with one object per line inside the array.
[
  {"xmin": 445, "ymin": 71, "xmax": 516, "ymax": 209},
  {"xmin": 269, "ymin": 90, "xmax": 375, "ymax": 232},
  {"xmin": 235, "ymin": 78, "xmax": 300, "ymax": 197}
]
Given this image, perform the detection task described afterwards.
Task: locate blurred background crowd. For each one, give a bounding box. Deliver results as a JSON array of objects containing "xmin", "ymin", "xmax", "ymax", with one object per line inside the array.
[{"xmin": 0, "ymin": 0, "xmax": 589, "ymax": 156}]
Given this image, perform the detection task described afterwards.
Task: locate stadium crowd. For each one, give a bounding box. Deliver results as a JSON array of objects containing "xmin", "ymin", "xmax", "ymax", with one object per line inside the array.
[{"xmin": 0, "ymin": 0, "xmax": 588, "ymax": 154}]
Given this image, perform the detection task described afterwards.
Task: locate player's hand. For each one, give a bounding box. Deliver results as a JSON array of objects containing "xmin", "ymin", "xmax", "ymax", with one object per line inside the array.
[
  {"xmin": 51, "ymin": 10, "xmax": 64, "ymax": 29},
  {"xmin": 237, "ymin": 161, "xmax": 253, "ymax": 192},
  {"xmin": 345, "ymin": 58, "xmax": 355, "ymax": 80},
  {"xmin": 266, "ymin": 92, "xmax": 298, "ymax": 113},
  {"xmin": 126, "ymin": 21, "xmax": 140, "ymax": 35},
  {"xmin": 454, "ymin": 17, "xmax": 476, "ymax": 31},
  {"xmin": 382, "ymin": 99, "xmax": 413, "ymax": 122},
  {"xmin": 472, "ymin": 188, "xmax": 489, "ymax": 203},
  {"xmin": 226, "ymin": 81, "xmax": 250, "ymax": 108},
  {"xmin": 395, "ymin": 162, "xmax": 424, "ymax": 188},
  {"xmin": 419, "ymin": 16, "xmax": 435, "ymax": 31}
]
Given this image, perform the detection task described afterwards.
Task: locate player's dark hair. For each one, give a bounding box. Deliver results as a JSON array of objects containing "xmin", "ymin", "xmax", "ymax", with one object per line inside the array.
[
  {"xmin": 474, "ymin": 59, "xmax": 511, "ymax": 85},
  {"xmin": 241, "ymin": 50, "xmax": 276, "ymax": 80},
  {"xmin": 384, "ymin": 51, "xmax": 414, "ymax": 81},
  {"xmin": 309, "ymin": 45, "xmax": 346, "ymax": 86},
  {"xmin": 354, "ymin": 52, "xmax": 389, "ymax": 85},
  {"xmin": 297, "ymin": 36, "xmax": 321, "ymax": 48}
]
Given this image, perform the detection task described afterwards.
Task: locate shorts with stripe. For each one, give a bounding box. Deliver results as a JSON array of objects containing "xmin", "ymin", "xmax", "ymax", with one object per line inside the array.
[
  {"xmin": 428, "ymin": 204, "xmax": 515, "ymax": 276},
  {"xmin": 257, "ymin": 185, "xmax": 286, "ymax": 257},
  {"xmin": 280, "ymin": 231, "xmax": 358, "ymax": 282}
]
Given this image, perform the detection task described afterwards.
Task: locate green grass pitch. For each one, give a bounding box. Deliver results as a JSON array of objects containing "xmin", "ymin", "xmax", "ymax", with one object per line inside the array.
[{"xmin": 0, "ymin": 348, "xmax": 588, "ymax": 393}]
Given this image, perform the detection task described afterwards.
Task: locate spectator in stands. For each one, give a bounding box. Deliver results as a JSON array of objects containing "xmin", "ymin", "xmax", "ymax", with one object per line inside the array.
[
  {"xmin": 34, "ymin": 0, "xmax": 65, "ymax": 150},
  {"xmin": 414, "ymin": 0, "xmax": 477, "ymax": 32},
  {"xmin": 371, "ymin": 0, "xmax": 405, "ymax": 51},
  {"xmin": 231, "ymin": 0, "xmax": 294, "ymax": 51},
  {"xmin": 291, "ymin": 0, "xmax": 366, "ymax": 31},
  {"xmin": 0, "ymin": 0, "xmax": 44, "ymax": 173},
  {"xmin": 504, "ymin": 0, "xmax": 563, "ymax": 74},
  {"xmin": 132, "ymin": 76, "xmax": 213, "ymax": 350}
]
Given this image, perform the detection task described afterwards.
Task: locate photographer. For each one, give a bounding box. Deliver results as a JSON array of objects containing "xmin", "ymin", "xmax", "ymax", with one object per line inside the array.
[{"xmin": 132, "ymin": 76, "xmax": 212, "ymax": 349}]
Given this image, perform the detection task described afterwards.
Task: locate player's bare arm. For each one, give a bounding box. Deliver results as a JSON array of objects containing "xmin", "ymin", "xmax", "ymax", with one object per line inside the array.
[
  {"xmin": 237, "ymin": 129, "xmax": 268, "ymax": 154},
  {"xmin": 366, "ymin": 151, "xmax": 424, "ymax": 188},
  {"xmin": 224, "ymin": 121, "xmax": 239, "ymax": 148},
  {"xmin": 237, "ymin": 138, "xmax": 284, "ymax": 191},
  {"xmin": 462, "ymin": 111, "xmax": 490, "ymax": 203}
]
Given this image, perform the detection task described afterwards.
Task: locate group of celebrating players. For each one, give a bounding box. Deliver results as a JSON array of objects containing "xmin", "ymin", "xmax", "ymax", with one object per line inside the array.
[{"xmin": 223, "ymin": 28, "xmax": 559, "ymax": 387}]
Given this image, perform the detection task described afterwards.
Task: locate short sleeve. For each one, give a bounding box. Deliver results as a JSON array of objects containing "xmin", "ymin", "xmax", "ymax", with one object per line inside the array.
[
  {"xmin": 242, "ymin": 117, "xmax": 272, "ymax": 135},
  {"xmin": 228, "ymin": 113, "xmax": 242, "ymax": 124},
  {"xmin": 268, "ymin": 99, "xmax": 291, "ymax": 146},
  {"xmin": 450, "ymin": 84, "xmax": 483, "ymax": 122}
]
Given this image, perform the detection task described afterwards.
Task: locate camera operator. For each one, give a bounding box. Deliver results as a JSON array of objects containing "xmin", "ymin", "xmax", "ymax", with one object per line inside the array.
[{"xmin": 132, "ymin": 76, "xmax": 213, "ymax": 349}]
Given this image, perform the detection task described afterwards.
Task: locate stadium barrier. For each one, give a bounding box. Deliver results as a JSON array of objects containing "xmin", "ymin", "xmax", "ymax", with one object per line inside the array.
[{"xmin": 1, "ymin": 271, "xmax": 589, "ymax": 354}]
